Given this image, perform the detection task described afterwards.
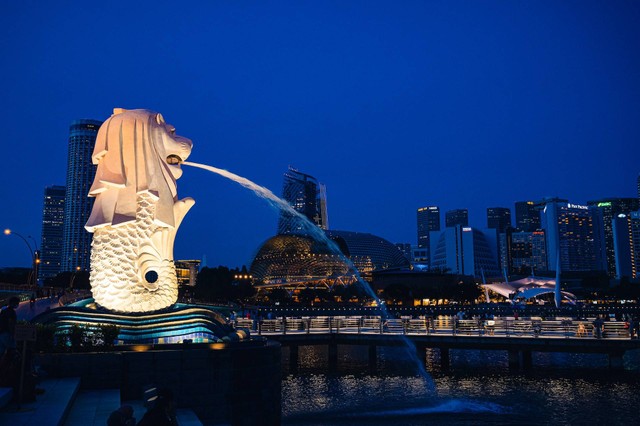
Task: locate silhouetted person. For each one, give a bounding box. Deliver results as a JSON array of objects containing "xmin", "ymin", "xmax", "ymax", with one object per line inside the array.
[
  {"xmin": 0, "ymin": 297, "xmax": 20, "ymax": 391},
  {"xmin": 138, "ymin": 388, "xmax": 178, "ymax": 426},
  {"xmin": 108, "ymin": 404, "xmax": 136, "ymax": 426},
  {"xmin": 593, "ymin": 316, "xmax": 604, "ymax": 339},
  {"xmin": 0, "ymin": 297, "xmax": 19, "ymax": 356}
]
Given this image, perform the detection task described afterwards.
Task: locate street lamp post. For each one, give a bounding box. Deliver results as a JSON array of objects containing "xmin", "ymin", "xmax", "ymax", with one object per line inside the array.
[{"xmin": 4, "ymin": 228, "xmax": 40, "ymax": 287}]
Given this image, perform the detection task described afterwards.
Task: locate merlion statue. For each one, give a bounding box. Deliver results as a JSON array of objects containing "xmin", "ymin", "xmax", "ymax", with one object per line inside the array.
[{"xmin": 85, "ymin": 108, "xmax": 194, "ymax": 312}]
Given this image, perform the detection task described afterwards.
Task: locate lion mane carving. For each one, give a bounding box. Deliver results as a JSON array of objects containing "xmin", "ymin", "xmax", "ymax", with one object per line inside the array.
[{"xmin": 85, "ymin": 108, "xmax": 194, "ymax": 313}]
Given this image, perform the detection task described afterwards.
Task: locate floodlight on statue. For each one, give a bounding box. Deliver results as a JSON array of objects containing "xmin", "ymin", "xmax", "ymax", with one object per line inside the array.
[{"xmin": 85, "ymin": 108, "xmax": 194, "ymax": 312}]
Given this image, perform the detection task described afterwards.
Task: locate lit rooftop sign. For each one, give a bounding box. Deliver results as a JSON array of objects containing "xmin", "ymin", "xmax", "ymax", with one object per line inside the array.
[
  {"xmin": 597, "ymin": 202, "xmax": 612, "ymax": 207},
  {"xmin": 567, "ymin": 203, "xmax": 588, "ymax": 210}
]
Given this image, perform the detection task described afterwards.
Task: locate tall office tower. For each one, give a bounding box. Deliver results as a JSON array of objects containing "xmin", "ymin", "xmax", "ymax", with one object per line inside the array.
[
  {"xmin": 417, "ymin": 206, "xmax": 440, "ymax": 249},
  {"xmin": 637, "ymin": 174, "xmax": 640, "ymax": 201},
  {"xmin": 445, "ymin": 209, "xmax": 468, "ymax": 228},
  {"xmin": 319, "ymin": 183, "xmax": 329, "ymax": 230},
  {"xmin": 39, "ymin": 185, "xmax": 66, "ymax": 281},
  {"xmin": 61, "ymin": 119, "xmax": 102, "ymax": 272},
  {"xmin": 486, "ymin": 207, "xmax": 511, "ymax": 270},
  {"xmin": 277, "ymin": 167, "xmax": 328, "ymax": 235},
  {"xmin": 588, "ymin": 198, "xmax": 640, "ymax": 277},
  {"xmin": 498, "ymin": 231, "xmax": 510, "ymax": 272},
  {"xmin": 487, "ymin": 207, "xmax": 511, "ymax": 232},
  {"xmin": 430, "ymin": 225, "xmax": 499, "ymax": 278},
  {"xmin": 412, "ymin": 245, "xmax": 429, "ymax": 264},
  {"xmin": 541, "ymin": 200, "xmax": 596, "ymax": 272},
  {"xmin": 508, "ymin": 230, "xmax": 547, "ymax": 273},
  {"xmin": 514, "ymin": 201, "xmax": 541, "ymax": 232},
  {"xmin": 631, "ymin": 212, "xmax": 640, "ymax": 278},
  {"xmin": 417, "ymin": 206, "xmax": 441, "ymax": 267},
  {"xmin": 611, "ymin": 214, "xmax": 636, "ymax": 279}
]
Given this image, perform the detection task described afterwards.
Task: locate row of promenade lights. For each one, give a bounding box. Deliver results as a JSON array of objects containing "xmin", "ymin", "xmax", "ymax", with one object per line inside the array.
[{"xmin": 4, "ymin": 228, "xmax": 40, "ymax": 287}]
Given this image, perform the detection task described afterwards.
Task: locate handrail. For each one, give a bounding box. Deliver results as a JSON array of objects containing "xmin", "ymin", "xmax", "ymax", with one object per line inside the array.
[{"xmin": 235, "ymin": 315, "xmax": 634, "ymax": 340}]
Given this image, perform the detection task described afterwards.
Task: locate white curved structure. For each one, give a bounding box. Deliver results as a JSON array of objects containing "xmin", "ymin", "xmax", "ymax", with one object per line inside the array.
[
  {"xmin": 85, "ymin": 108, "xmax": 194, "ymax": 312},
  {"xmin": 482, "ymin": 276, "xmax": 576, "ymax": 305}
]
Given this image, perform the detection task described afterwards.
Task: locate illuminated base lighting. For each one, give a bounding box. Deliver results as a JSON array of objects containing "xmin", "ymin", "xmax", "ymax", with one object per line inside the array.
[{"xmin": 34, "ymin": 301, "xmax": 247, "ymax": 345}]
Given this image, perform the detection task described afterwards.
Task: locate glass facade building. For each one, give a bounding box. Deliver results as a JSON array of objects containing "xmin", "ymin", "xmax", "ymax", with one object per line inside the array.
[
  {"xmin": 430, "ymin": 225, "xmax": 500, "ymax": 278},
  {"xmin": 515, "ymin": 201, "xmax": 541, "ymax": 232},
  {"xmin": 39, "ymin": 185, "xmax": 66, "ymax": 281},
  {"xmin": 277, "ymin": 167, "xmax": 328, "ymax": 235},
  {"xmin": 631, "ymin": 211, "xmax": 640, "ymax": 278},
  {"xmin": 445, "ymin": 209, "xmax": 468, "ymax": 228},
  {"xmin": 61, "ymin": 119, "xmax": 102, "ymax": 272},
  {"xmin": 587, "ymin": 198, "xmax": 639, "ymax": 277},
  {"xmin": 542, "ymin": 200, "xmax": 596, "ymax": 272},
  {"xmin": 611, "ymin": 214, "xmax": 636, "ymax": 279},
  {"xmin": 508, "ymin": 230, "xmax": 547, "ymax": 273},
  {"xmin": 487, "ymin": 207, "xmax": 511, "ymax": 232},
  {"xmin": 417, "ymin": 206, "xmax": 440, "ymax": 266},
  {"xmin": 417, "ymin": 206, "xmax": 440, "ymax": 248},
  {"xmin": 487, "ymin": 207, "xmax": 511, "ymax": 271},
  {"xmin": 175, "ymin": 259, "xmax": 202, "ymax": 287}
]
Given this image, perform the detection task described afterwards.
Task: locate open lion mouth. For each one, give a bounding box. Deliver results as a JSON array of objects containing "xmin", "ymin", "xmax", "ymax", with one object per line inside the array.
[{"xmin": 166, "ymin": 155, "xmax": 183, "ymax": 165}]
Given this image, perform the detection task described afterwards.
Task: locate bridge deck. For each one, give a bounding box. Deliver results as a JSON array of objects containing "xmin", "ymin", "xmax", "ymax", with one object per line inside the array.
[{"xmin": 236, "ymin": 316, "xmax": 640, "ymax": 358}]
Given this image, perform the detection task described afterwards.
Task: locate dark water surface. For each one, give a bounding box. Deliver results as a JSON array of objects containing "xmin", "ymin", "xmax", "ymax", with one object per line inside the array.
[{"xmin": 281, "ymin": 345, "xmax": 640, "ymax": 425}]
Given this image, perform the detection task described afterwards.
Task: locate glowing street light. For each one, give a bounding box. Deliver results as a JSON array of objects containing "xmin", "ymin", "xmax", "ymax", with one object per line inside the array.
[{"xmin": 4, "ymin": 228, "xmax": 40, "ymax": 287}]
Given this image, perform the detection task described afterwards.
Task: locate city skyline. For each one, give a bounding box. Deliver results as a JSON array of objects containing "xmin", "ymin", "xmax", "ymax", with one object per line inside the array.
[{"xmin": 1, "ymin": 2, "xmax": 639, "ymax": 269}]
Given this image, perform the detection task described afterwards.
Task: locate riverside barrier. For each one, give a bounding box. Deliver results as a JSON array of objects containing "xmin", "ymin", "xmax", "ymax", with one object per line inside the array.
[{"xmin": 235, "ymin": 315, "xmax": 640, "ymax": 370}]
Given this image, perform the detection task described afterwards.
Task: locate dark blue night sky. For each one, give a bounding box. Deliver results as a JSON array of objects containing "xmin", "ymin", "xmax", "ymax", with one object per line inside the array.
[{"xmin": 1, "ymin": 1, "xmax": 639, "ymax": 268}]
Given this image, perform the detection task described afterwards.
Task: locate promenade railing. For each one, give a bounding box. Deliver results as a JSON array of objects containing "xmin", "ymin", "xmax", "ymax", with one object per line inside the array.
[{"xmin": 235, "ymin": 316, "xmax": 633, "ymax": 340}]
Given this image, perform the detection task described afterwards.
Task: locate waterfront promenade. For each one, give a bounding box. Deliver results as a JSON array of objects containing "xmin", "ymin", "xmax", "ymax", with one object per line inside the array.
[{"xmin": 236, "ymin": 315, "xmax": 640, "ymax": 370}]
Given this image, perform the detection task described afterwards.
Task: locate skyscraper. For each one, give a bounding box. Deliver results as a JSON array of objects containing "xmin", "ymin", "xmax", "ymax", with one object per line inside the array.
[
  {"xmin": 277, "ymin": 167, "xmax": 328, "ymax": 235},
  {"xmin": 541, "ymin": 200, "xmax": 595, "ymax": 272},
  {"xmin": 430, "ymin": 225, "xmax": 499, "ymax": 277},
  {"xmin": 487, "ymin": 207, "xmax": 511, "ymax": 232},
  {"xmin": 445, "ymin": 209, "xmax": 468, "ymax": 228},
  {"xmin": 611, "ymin": 214, "xmax": 635, "ymax": 279},
  {"xmin": 61, "ymin": 119, "xmax": 102, "ymax": 272},
  {"xmin": 486, "ymin": 207, "xmax": 511, "ymax": 271},
  {"xmin": 514, "ymin": 201, "xmax": 541, "ymax": 232},
  {"xmin": 507, "ymin": 230, "xmax": 547, "ymax": 273},
  {"xmin": 39, "ymin": 185, "xmax": 66, "ymax": 281},
  {"xmin": 630, "ymin": 211, "xmax": 640, "ymax": 278},
  {"xmin": 588, "ymin": 197, "xmax": 640, "ymax": 277},
  {"xmin": 417, "ymin": 206, "xmax": 440, "ymax": 248}
]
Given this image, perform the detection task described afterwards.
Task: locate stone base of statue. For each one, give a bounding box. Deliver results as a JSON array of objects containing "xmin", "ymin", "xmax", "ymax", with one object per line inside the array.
[{"xmin": 33, "ymin": 300, "xmax": 281, "ymax": 425}]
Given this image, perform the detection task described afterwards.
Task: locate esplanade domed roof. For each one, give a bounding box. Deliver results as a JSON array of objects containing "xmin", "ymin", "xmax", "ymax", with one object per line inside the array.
[{"xmin": 250, "ymin": 230, "xmax": 409, "ymax": 283}]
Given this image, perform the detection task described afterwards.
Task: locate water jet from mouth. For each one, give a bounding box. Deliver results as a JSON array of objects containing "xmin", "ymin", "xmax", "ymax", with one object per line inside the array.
[{"xmin": 183, "ymin": 160, "xmax": 436, "ymax": 393}]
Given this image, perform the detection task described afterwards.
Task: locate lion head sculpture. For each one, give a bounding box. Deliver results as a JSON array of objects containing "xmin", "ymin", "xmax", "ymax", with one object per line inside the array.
[
  {"xmin": 86, "ymin": 108, "xmax": 193, "ymax": 231},
  {"xmin": 85, "ymin": 108, "xmax": 194, "ymax": 313}
]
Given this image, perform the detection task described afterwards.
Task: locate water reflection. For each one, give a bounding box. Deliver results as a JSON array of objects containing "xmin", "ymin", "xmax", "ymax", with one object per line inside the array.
[{"xmin": 282, "ymin": 346, "xmax": 640, "ymax": 425}]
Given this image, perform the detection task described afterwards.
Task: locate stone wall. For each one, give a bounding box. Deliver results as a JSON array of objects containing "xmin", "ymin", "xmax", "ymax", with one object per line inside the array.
[{"xmin": 36, "ymin": 340, "xmax": 281, "ymax": 425}]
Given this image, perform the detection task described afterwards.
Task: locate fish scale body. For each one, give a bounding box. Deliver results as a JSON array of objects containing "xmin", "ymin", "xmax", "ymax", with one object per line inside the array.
[{"xmin": 90, "ymin": 193, "xmax": 178, "ymax": 312}]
